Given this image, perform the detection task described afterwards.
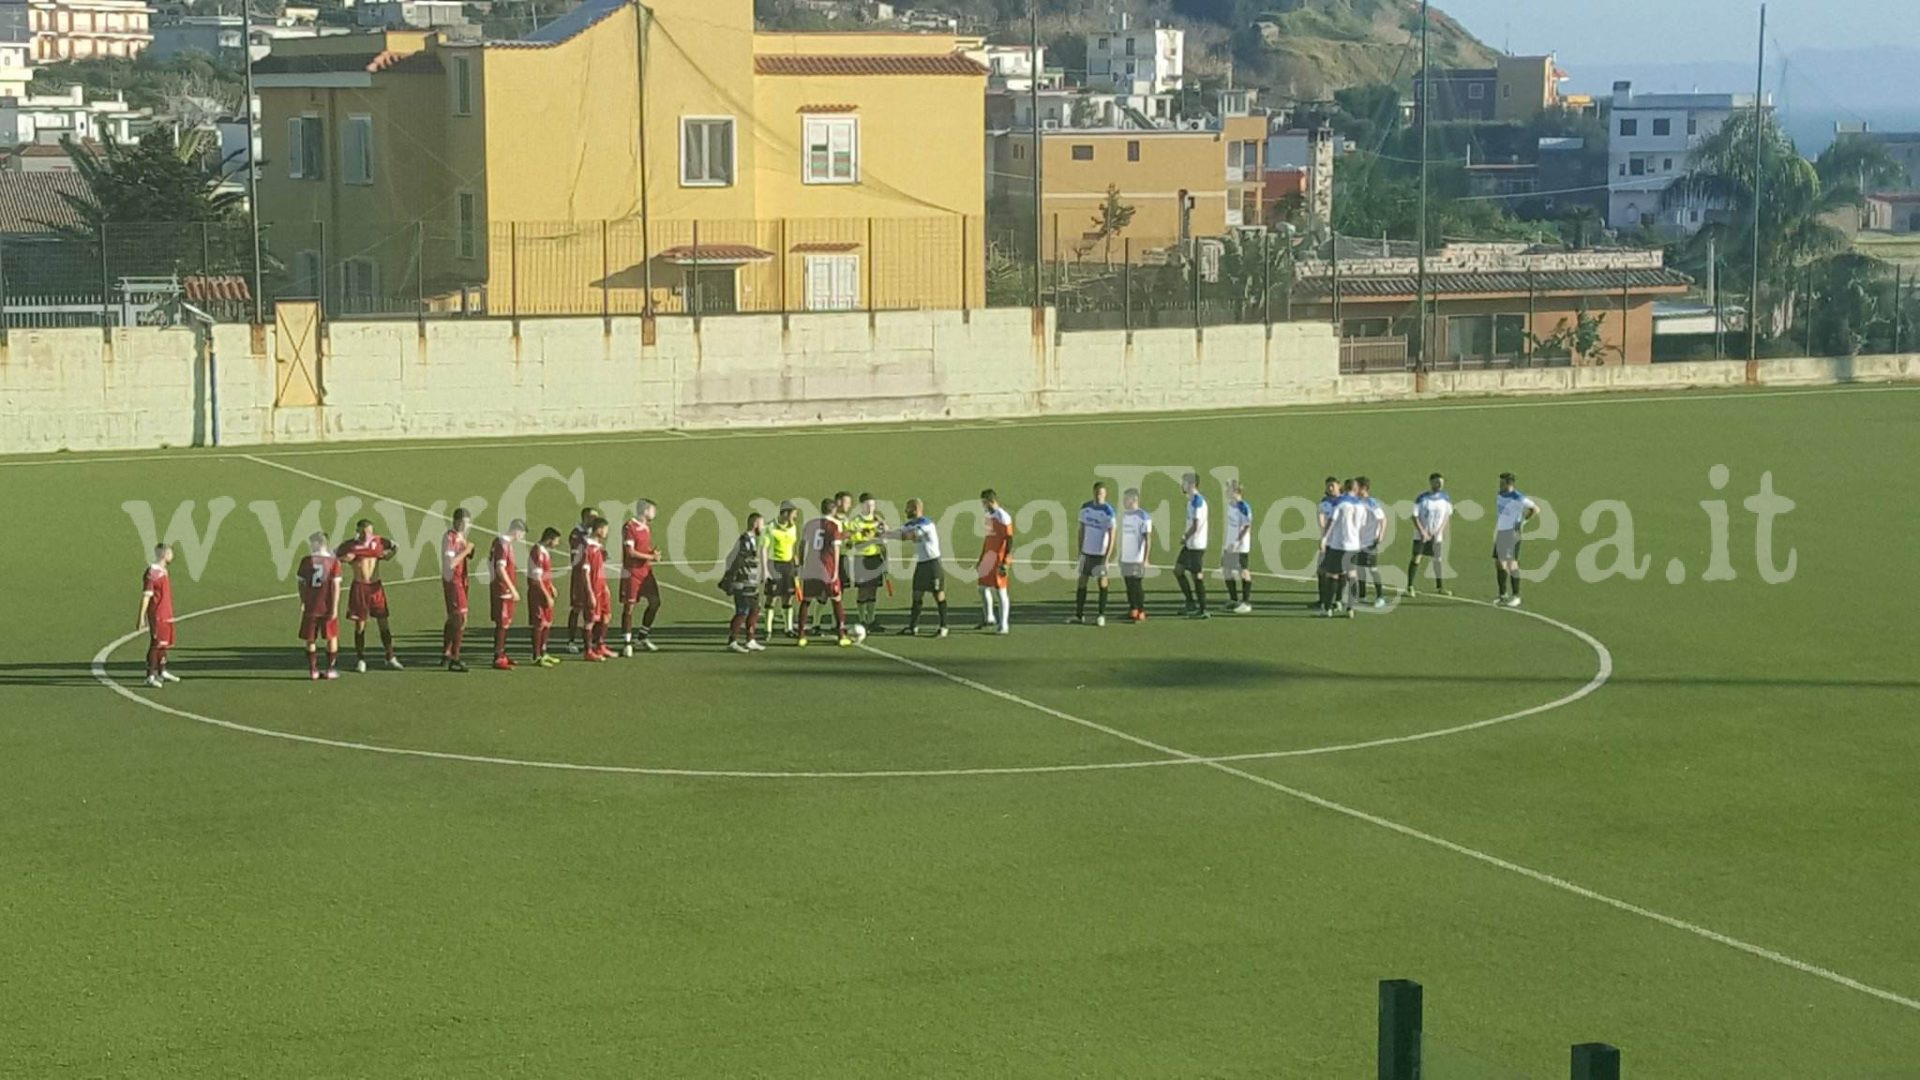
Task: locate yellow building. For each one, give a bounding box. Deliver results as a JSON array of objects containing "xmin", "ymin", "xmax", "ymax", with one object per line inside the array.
[
  {"xmin": 1493, "ymin": 54, "xmax": 1564, "ymax": 124},
  {"xmin": 989, "ymin": 115, "xmax": 1267, "ymax": 264},
  {"xmin": 252, "ymin": 0, "xmax": 987, "ymax": 316}
]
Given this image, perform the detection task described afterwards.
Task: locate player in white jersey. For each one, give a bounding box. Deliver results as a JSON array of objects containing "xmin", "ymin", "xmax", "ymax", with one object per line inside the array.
[
  {"xmin": 1407, "ymin": 472, "xmax": 1453, "ymax": 597},
  {"xmin": 1174, "ymin": 472, "xmax": 1211, "ymax": 618},
  {"xmin": 1318, "ymin": 478, "xmax": 1368, "ymax": 618},
  {"xmin": 1312, "ymin": 476, "xmax": 1341, "ymax": 611},
  {"xmin": 887, "ymin": 499, "xmax": 949, "ymax": 637},
  {"xmin": 1492, "ymin": 471, "xmax": 1539, "ymax": 607},
  {"xmin": 1220, "ymin": 479, "xmax": 1254, "ymax": 614},
  {"xmin": 1071, "ymin": 481, "xmax": 1116, "ymax": 626},
  {"xmin": 1116, "ymin": 488, "xmax": 1154, "ymax": 622},
  {"xmin": 1355, "ymin": 478, "xmax": 1388, "ymax": 608}
]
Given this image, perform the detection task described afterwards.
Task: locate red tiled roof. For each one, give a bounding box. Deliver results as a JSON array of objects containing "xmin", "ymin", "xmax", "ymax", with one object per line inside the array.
[
  {"xmin": 184, "ymin": 275, "xmax": 252, "ymax": 302},
  {"xmin": 790, "ymin": 241, "xmax": 860, "ymax": 253},
  {"xmin": 797, "ymin": 104, "xmax": 858, "ymax": 113},
  {"xmin": 753, "ymin": 54, "xmax": 987, "ymax": 77},
  {"xmin": 0, "ymin": 171, "xmax": 88, "ymax": 234},
  {"xmin": 656, "ymin": 244, "xmax": 774, "ymax": 264}
]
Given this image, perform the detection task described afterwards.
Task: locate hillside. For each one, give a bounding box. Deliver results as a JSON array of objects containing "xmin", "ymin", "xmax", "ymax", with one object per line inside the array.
[{"xmin": 1236, "ymin": 0, "xmax": 1499, "ymax": 102}]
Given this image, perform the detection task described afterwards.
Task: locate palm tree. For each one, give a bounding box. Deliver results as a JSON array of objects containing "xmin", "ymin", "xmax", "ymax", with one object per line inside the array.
[
  {"xmin": 41, "ymin": 128, "xmax": 252, "ymax": 284},
  {"xmin": 1663, "ymin": 110, "xmax": 1868, "ymax": 339}
]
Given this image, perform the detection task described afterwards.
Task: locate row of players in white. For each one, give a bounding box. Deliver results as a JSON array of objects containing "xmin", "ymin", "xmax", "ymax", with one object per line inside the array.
[{"xmin": 1061, "ymin": 471, "xmax": 1538, "ymax": 623}]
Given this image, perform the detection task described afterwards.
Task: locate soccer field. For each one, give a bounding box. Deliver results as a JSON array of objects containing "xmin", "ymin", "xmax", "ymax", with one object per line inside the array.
[{"xmin": 4, "ymin": 384, "xmax": 1919, "ymax": 1077}]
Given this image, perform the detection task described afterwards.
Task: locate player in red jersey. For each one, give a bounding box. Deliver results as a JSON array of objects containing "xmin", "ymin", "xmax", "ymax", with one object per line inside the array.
[
  {"xmin": 135, "ymin": 543, "xmax": 179, "ymax": 689},
  {"xmin": 619, "ymin": 498, "xmax": 662, "ymax": 656},
  {"xmin": 795, "ymin": 497, "xmax": 851, "ymax": 648},
  {"xmin": 296, "ymin": 531, "xmax": 344, "ymax": 680},
  {"xmin": 489, "ymin": 519, "xmax": 525, "ymax": 671},
  {"xmin": 527, "ymin": 526, "xmax": 563, "ymax": 668},
  {"xmin": 564, "ymin": 506, "xmax": 595, "ymax": 654},
  {"xmin": 975, "ymin": 488, "xmax": 1014, "ymax": 635},
  {"xmin": 583, "ymin": 517, "xmax": 615, "ymax": 660},
  {"xmin": 440, "ymin": 507, "xmax": 476, "ymax": 672},
  {"xmin": 336, "ymin": 518, "xmax": 402, "ymax": 674}
]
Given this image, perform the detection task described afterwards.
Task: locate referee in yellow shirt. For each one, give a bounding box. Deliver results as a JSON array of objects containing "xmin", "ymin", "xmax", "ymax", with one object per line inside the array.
[
  {"xmin": 762, "ymin": 501, "xmax": 802, "ymax": 637},
  {"xmin": 847, "ymin": 492, "xmax": 890, "ymax": 632}
]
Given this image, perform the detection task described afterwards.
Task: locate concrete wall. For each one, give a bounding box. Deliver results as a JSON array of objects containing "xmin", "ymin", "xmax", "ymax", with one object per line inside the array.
[{"xmin": 4, "ymin": 312, "xmax": 1919, "ymax": 456}]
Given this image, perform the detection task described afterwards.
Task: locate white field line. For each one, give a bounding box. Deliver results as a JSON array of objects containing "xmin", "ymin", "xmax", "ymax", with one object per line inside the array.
[
  {"xmin": 102, "ymin": 453, "xmax": 1906, "ymax": 1013},
  {"xmin": 7, "ymin": 381, "xmax": 1915, "ymax": 469}
]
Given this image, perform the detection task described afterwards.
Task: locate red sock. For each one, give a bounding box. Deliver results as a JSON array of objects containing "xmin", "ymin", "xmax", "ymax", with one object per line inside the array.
[
  {"xmin": 450, "ymin": 624, "xmax": 464, "ymax": 660},
  {"xmin": 146, "ymin": 642, "xmax": 161, "ymax": 677},
  {"xmin": 533, "ymin": 625, "xmax": 548, "ymax": 657},
  {"xmin": 494, "ymin": 624, "xmax": 507, "ymax": 659},
  {"xmin": 832, "ymin": 600, "xmax": 846, "ymax": 633},
  {"xmin": 307, "ymin": 650, "xmax": 318, "ymax": 675},
  {"xmin": 796, "ymin": 600, "xmax": 811, "ymax": 631},
  {"xmin": 380, "ymin": 626, "xmax": 394, "ymax": 660}
]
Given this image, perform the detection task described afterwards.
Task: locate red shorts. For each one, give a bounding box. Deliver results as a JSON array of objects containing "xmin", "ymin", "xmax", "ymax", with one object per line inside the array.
[
  {"xmin": 149, "ymin": 620, "xmax": 175, "ymax": 649},
  {"xmin": 491, "ymin": 594, "xmax": 517, "ymax": 626},
  {"xmin": 591, "ymin": 585, "xmax": 612, "ymax": 622},
  {"xmin": 299, "ymin": 612, "xmax": 338, "ymax": 643},
  {"xmin": 800, "ymin": 577, "xmax": 841, "ymax": 601},
  {"xmin": 443, "ymin": 578, "xmax": 468, "ymax": 616},
  {"xmin": 349, "ymin": 580, "xmax": 390, "ymax": 622},
  {"xmin": 621, "ymin": 568, "xmax": 659, "ymax": 605},
  {"xmin": 570, "ymin": 574, "xmax": 594, "ymax": 613},
  {"xmin": 529, "ymin": 595, "xmax": 555, "ymax": 628}
]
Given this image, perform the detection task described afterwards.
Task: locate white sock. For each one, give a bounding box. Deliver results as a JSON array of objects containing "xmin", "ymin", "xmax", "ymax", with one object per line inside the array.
[
  {"xmin": 981, "ymin": 587, "xmax": 996, "ymax": 623},
  {"xmin": 996, "ymin": 586, "xmax": 1010, "ymax": 629}
]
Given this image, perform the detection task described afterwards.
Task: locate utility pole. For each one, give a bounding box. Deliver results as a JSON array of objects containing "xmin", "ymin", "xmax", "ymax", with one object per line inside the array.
[
  {"xmin": 242, "ymin": 0, "xmax": 264, "ymax": 324},
  {"xmin": 1029, "ymin": 0, "xmax": 1043, "ymax": 310},
  {"xmin": 1415, "ymin": 0, "xmax": 1430, "ymax": 369},
  {"xmin": 1748, "ymin": 3, "xmax": 1766, "ymax": 361}
]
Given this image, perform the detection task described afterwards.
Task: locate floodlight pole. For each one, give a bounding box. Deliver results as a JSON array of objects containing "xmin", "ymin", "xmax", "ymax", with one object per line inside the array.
[
  {"xmin": 1748, "ymin": 3, "xmax": 1766, "ymax": 361},
  {"xmin": 243, "ymin": 0, "xmax": 264, "ymax": 324},
  {"xmin": 1415, "ymin": 0, "xmax": 1430, "ymax": 369}
]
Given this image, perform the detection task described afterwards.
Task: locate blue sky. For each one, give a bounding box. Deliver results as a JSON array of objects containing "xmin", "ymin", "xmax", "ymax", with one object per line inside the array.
[{"xmin": 1435, "ymin": 0, "xmax": 1915, "ymax": 67}]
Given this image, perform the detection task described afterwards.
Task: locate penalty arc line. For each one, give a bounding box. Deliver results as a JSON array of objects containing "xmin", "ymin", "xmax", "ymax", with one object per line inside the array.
[{"xmin": 216, "ymin": 453, "xmax": 1920, "ymax": 1014}]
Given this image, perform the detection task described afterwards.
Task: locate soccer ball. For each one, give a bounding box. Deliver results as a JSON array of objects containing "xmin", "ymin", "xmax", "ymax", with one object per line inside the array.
[{"xmin": 849, "ymin": 624, "xmax": 868, "ymax": 644}]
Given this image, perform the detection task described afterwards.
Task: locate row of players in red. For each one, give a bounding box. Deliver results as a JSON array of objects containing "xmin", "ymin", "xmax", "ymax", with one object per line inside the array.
[{"xmin": 135, "ymin": 504, "xmax": 668, "ymax": 684}]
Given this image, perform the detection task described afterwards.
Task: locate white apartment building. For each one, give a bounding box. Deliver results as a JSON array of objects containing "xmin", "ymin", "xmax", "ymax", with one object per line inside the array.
[
  {"xmin": 1607, "ymin": 81, "xmax": 1767, "ymax": 234},
  {"xmin": 975, "ymin": 43, "xmax": 1050, "ymax": 93},
  {"xmin": 0, "ymin": 82, "xmax": 145, "ymax": 145},
  {"xmin": 1085, "ymin": 14, "xmax": 1181, "ymax": 97}
]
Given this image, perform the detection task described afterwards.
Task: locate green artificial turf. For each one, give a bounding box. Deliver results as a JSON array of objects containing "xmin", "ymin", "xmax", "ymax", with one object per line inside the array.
[{"xmin": 2, "ymin": 384, "xmax": 1917, "ymax": 1077}]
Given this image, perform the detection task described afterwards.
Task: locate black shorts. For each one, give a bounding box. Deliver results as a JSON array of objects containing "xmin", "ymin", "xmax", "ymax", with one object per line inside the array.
[
  {"xmin": 912, "ymin": 559, "xmax": 945, "ymax": 595},
  {"xmin": 731, "ymin": 590, "xmax": 758, "ymax": 617},
  {"xmin": 1411, "ymin": 537, "xmax": 1441, "ymax": 558},
  {"xmin": 764, "ymin": 562, "xmax": 796, "ymax": 599},
  {"xmin": 854, "ymin": 553, "xmax": 888, "ymax": 587},
  {"xmin": 1355, "ymin": 548, "xmax": 1378, "ymax": 569},
  {"xmin": 1175, "ymin": 548, "xmax": 1205, "ymax": 575},
  {"xmin": 1320, "ymin": 549, "xmax": 1357, "ymax": 576},
  {"xmin": 802, "ymin": 577, "xmax": 841, "ymax": 601},
  {"xmin": 1076, "ymin": 553, "xmax": 1109, "ymax": 579}
]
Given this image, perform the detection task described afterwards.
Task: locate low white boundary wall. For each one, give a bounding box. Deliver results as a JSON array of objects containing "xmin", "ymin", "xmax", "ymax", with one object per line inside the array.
[{"xmin": 2, "ymin": 311, "xmax": 1917, "ymax": 455}]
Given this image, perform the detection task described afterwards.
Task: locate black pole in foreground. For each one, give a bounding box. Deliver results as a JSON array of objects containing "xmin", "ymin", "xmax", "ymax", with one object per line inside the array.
[{"xmin": 1378, "ymin": 979, "xmax": 1422, "ymax": 1080}]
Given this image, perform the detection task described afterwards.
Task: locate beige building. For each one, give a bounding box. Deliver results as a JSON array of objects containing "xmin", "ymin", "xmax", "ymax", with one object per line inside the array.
[
  {"xmin": 252, "ymin": 0, "xmax": 987, "ymax": 316},
  {"xmin": 29, "ymin": 0, "xmax": 151, "ymax": 59},
  {"xmin": 991, "ymin": 114, "xmax": 1268, "ymax": 262}
]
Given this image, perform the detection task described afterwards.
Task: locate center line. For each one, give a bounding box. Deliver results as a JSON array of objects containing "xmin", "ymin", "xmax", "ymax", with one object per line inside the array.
[{"xmin": 232, "ymin": 452, "xmax": 1920, "ymax": 1014}]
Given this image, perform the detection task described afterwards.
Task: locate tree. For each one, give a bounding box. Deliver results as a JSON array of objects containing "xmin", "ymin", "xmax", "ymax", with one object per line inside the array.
[
  {"xmin": 40, "ymin": 128, "xmax": 254, "ymax": 284},
  {"xmin": 1663, "ymin": 109, "xmax": 1863, "ymax": 340},
  {"xmin": 1086, "ymin": 184, "xmax": 1136, "ymax": 265},
  {"xmin": 1528, "ymin": 305, "xmax": 1620, "ymax": 365}
]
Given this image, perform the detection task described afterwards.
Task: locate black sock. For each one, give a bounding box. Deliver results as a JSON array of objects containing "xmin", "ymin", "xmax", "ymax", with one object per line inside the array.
[
  {"xmin": 1074, "ymin": 584, "xmax": 1088, "ymax": 618},
  {"xmin": 1225, "ymin": 579, "xmax": 1240, "ymax": 603},
  {"xmin": 1096, "ymin": 585, "xmax": 1109, "ymax": 615},
  {"xmin": 1496, "ymin": 567, "xmax": 1510, "ymax": 596},
  {"xmin": 1408, "ymin": 559, "xmax": 1420, "ymax": 587},
  {"xmin": 908, "ymin": 597, "xmax": 923, "ymax": 628},
  {"xmin": 935, "ymin": 597, "xmax": 948, "ymax": 627},
  {"xmin": 1175, "ymin": 574, "xmax": 1195, "ymax": 604},
  {"xmin": 1242, "ymin": 578, "xmax": 1252, "ymax": 602},
  {"xmin": 1510, "ymin": 574, "xmax": 1521, "ymax": 598},
  {"xmin": 1195, "ymin": 581, "xmax": 1208, "ymax": 611},
  {"xmin": 1371, "ymin": 571, "xmax": 1384, "ymax": 600}
]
